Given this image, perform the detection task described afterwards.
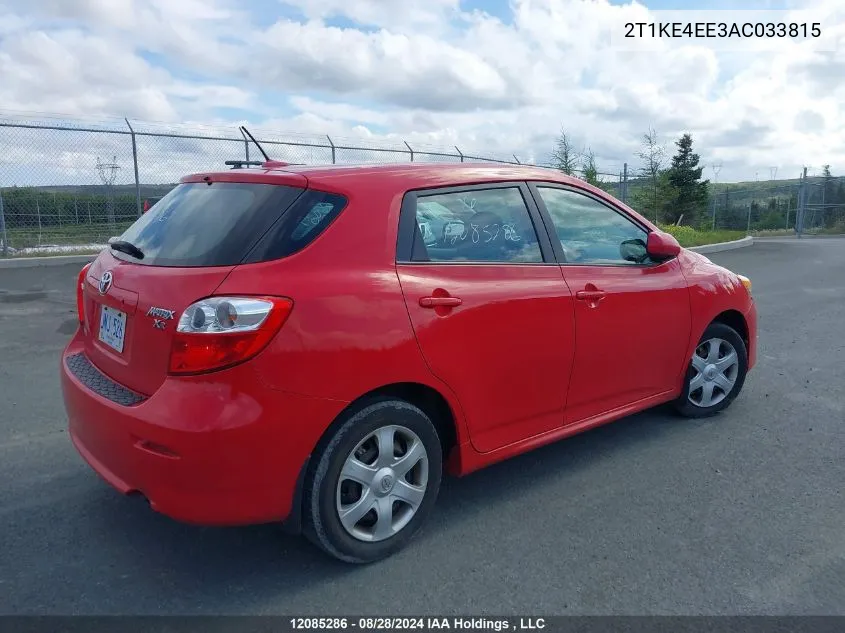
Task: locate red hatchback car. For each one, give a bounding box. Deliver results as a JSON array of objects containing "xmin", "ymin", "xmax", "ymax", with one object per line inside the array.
[{"xmin": 61, "ymin": 162, "xmax": 757, "ymax": 563}]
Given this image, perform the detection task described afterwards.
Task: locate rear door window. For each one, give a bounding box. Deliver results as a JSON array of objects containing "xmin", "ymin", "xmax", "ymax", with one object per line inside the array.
[
  {"xmin": 114, "ymin": 182, "xmax": 347, "ymax": 267},
  {"xmin": 410, "ymin": 187, "xmax": 543, "ymax": 263}
]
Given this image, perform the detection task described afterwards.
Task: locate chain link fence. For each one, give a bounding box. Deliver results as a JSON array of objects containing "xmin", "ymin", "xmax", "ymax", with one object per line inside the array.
[
  {"xmin": 0, "ymin": 117, "xmax": 634, "ymax": 256},
  {"xmin": 620, "ymin": 169, "xmax": 845, "ymax": 238},
  {"xmin": 706, "ymin": 173, "xmax": 845, "ymax": 236},
  {"xmin": 0, "ymin": 118, "xmax": 546, "ymax": 255},
  {"xmin": 1, "ymin": 116, "xmax": 842, "ymax": 256}
]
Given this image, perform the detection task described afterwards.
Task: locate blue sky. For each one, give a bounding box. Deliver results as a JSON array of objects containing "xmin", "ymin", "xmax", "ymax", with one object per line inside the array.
[{"xmin": 0, "ymin": 0, "xmax": 843, "ymax": 183}]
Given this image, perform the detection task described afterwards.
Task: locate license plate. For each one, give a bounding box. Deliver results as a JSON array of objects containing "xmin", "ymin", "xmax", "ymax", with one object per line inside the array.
[{"xmin": 98, "ymin": 305, "xmax": 127, "ymax": 354}]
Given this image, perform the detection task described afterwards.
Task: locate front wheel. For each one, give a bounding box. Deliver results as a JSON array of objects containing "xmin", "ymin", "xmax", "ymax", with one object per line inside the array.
[
  {"xmin": 303, "ymin": 398, "xmax": 443, "ymax": 564},
  {"xmin": 674, "ymin": 322, "xmax": 748, "ymax": 418}
]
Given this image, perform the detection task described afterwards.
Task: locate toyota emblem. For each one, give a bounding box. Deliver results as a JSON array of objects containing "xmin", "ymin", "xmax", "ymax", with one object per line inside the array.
[{"xmin": 98, "ymin": 270, "xmax": 113, "ymax": 295}]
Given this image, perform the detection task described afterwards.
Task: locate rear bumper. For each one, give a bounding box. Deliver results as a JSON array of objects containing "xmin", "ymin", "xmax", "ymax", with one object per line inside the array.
[{"xmin": 60, "ymin": 332, "xmax": 346, "ymax": 527}]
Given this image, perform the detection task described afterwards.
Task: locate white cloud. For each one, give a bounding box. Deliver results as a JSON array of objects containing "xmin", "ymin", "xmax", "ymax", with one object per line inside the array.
[
  {"xmin": 278, "ymin": 0, "xmax": 461, "ymax": 31},
  {"xmin": 0, "ymin": 0, "xmax": 844, "ymax": 181},
  {"xmin": 253, "ymin": 21, "xmax": 515, "ymax": 110}
]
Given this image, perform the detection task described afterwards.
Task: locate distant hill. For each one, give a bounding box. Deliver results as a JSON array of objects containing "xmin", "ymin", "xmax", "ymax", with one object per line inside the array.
[{"xmin": 24, "ymin": 183, "xmax": 177, "ymax": 198}]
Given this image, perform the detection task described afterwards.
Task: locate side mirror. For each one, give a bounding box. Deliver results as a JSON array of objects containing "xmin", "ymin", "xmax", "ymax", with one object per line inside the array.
[
  {"xmin": 619, "ymin": 238, "xmax": 649, "ymax": 264},
  {"xmin": 646, "ymin": 231, "xmax": 681, "ymax": 260}
]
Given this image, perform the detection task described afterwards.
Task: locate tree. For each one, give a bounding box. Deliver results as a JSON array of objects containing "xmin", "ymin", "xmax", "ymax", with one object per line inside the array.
[
  {"xmin": 822, "ymin": 164, "xmax": 833, "ymax": 202},
  {"xmin": 551, "ymin": 128, "xmax": 581, "ymax": 176},
  {"xmin": 666, "ymin": 133, "xmax": 709, "ymax": 225},
  {"xmin": 582, "ymin": 148, "xmax": 599, "ymax": 186},
  {"xmin": 635, "ymin": 127, "xmax": 666, "ymax": 223}
]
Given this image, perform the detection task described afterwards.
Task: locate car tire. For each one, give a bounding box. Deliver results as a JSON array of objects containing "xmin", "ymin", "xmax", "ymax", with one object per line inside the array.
[
  {"xmin": 674, "ymin": 322, "xmax": 748, "ymax": 419},
  {"xmin": 303, "ymin": 398, "xmax": 443, "ymax": 564}
]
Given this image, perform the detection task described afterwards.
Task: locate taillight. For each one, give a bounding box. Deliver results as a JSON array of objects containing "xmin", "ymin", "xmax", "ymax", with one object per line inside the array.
[
  {"xmin": 168, "ymin": 296, "xmax": 293, "ymax": 375},
  {"xmin": 76, "ymin": 263, "xmax": 91, "ymax": 325}
]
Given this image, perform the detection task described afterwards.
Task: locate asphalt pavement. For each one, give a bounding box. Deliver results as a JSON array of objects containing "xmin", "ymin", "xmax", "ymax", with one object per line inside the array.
[{"xmin": 1, "ymin": 238, "xmax": 843, "ymax": 615}]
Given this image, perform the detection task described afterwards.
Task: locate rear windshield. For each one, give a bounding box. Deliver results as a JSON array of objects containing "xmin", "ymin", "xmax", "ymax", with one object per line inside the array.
[{"xmin": 113, "ymin": 182, "xmax": 347, "ymax": 267}]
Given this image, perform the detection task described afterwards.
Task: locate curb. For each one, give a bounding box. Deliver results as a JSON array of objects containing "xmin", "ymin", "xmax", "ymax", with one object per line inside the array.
[
  {"xmin": 753, "ymin": 233, "xmax": 845, "ymax": 240},
  {"xmin": 688, "ymin": 236, "xmax": 754, "ymax": 254},
  {"xmin": 0, "ymin": 253, "xmax": 99, "ymax": 269}
]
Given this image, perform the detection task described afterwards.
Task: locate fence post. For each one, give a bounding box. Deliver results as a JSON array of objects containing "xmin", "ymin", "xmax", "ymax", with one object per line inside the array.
[
  {"xmin": 711, "ymin": 195, "xmax": 717, "ymax": 230},
  {"xmin": 36, "ymin": 199, "xmax": 42, "ymax": 246},
  {"xmin": 240, "ymin": 127, "xmax": 250, "ymax": 162},
  {"xmin": 125, "ymin": 118, "xmax": 142, "ymax": 217},
  {"xmin": 326, "ymin": 135, "xmax": 336, "ymax": 164},
  {"xmin": 455, "ymin": 146, "xmax": 464, "ymax": 163},
  {"xmin": 404, "ymin": 141, "xmax": 414, "ymax": 162},
  {"xmin": 797, "ymin": 167, "xmax": 808, "ymax": 238},
  {"xmin": 622, "ymin": 163, "xmax": 628, "ymax": 204},
  {"xmin": 0, "ymin": 188, "xmax": 8, "ymax": 257}
]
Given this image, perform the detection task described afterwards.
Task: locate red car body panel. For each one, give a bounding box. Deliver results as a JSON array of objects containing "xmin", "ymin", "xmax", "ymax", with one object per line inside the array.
[
  {"xmin": 678, "ymin": 249, "xmax": 758, "ymax": 372},
  {"xmin": 396, "ymin": 263, "xmax": 576, "ymax": 454},
  {"xmin": 62, "ymin": 334, "xmax": 347, "ymax": 525},
  {"xmin": 82, "ymin": 254, "xmax": 235, "ymax": 395},
  {"xmin": 558, "ymin": 258, "xmax": 692, "ymax": 424},
  {"xmin": 60, "ymin": 163, "xmax": 758, "ymax": 527}
]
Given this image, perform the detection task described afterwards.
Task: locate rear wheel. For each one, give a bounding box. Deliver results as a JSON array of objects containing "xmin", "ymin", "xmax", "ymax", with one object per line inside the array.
[
  {"xmin": 674, "ymin": 322, "xmax": 748, "ymax": 418},
  {"xmin": 303, "ymin": 398, "xmax": 442, "ymax": 563}
]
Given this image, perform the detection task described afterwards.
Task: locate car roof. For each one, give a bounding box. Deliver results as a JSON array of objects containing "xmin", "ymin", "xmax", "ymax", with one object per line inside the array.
[
  {"xmin": 179, "ymin": 161, "xmax": 653, "ymax": 228},
  {"xmin": 185, "ymin": 161, "xmax": 586, "ymax": 190}
]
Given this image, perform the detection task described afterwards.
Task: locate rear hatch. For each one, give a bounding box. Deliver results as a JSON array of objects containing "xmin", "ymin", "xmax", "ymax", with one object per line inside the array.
[{"xmin": 80, "ymin": 176, "xmax": 309, "ymax": 396}]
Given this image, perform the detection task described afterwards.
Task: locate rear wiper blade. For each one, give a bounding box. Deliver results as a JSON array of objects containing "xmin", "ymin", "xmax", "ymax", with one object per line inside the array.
[{"xmin": 109, "ymin": 240, "xmax": 144, "ymax": 260}]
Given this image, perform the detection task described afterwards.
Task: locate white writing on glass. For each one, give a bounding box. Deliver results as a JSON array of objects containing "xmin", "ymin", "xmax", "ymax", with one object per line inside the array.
[{"xmin": 450, "ymin": 223, "xmax": 521, "ymax": 245}]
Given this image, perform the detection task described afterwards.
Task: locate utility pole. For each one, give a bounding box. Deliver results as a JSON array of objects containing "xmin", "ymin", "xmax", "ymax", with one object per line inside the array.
[{"xmin": 96, "ymin": 156, "xmax": 120, "ymax": 229}]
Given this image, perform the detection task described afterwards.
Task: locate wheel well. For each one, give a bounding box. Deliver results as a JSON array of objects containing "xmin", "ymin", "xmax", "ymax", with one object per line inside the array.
[
  {"xmin": 712, "ymin": 309, "xmax": 749, "ymax": 348},
  {"xmin": 316, "ymin": 382, "xmax": 458, "ymax": 460}
]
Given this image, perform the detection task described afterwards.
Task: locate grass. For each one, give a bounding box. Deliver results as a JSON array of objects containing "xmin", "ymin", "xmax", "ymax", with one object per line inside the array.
[
  {"xmin": 751, "ymin": 223, "xmax": 845, "ymax": 238},
  {"xmin": 658, "ymin": 224, "xmax": 746, "ymax": 248},
  {"xmin": 750, "ymin": 229, "xmax": 795, "ymax": 237}
]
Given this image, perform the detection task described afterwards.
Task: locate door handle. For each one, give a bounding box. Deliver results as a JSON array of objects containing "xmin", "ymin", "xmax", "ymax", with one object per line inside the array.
[
  {"xmin": 575, "ymin": 290, "xmax": 606, "ymax": 301},
  {"xmin": 419, "ymin": 296, "xmax": 463, "ymax": 308}
]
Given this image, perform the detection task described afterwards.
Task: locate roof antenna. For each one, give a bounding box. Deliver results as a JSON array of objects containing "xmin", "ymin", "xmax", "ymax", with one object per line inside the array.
[{"xmin": 240, "ymin": 125, "xmax": 270, "ymax": 162}]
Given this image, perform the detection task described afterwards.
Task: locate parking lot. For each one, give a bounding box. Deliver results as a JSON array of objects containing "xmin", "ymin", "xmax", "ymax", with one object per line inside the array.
[{"xmin": 1, "ymin": 238, "xmax": 843, "ymax": 615}]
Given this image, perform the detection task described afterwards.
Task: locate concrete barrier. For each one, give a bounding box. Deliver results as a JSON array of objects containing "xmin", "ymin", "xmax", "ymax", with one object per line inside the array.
[{"xmin": 689, "ymin": 236, "xmax": 754, "ymax": 254}]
